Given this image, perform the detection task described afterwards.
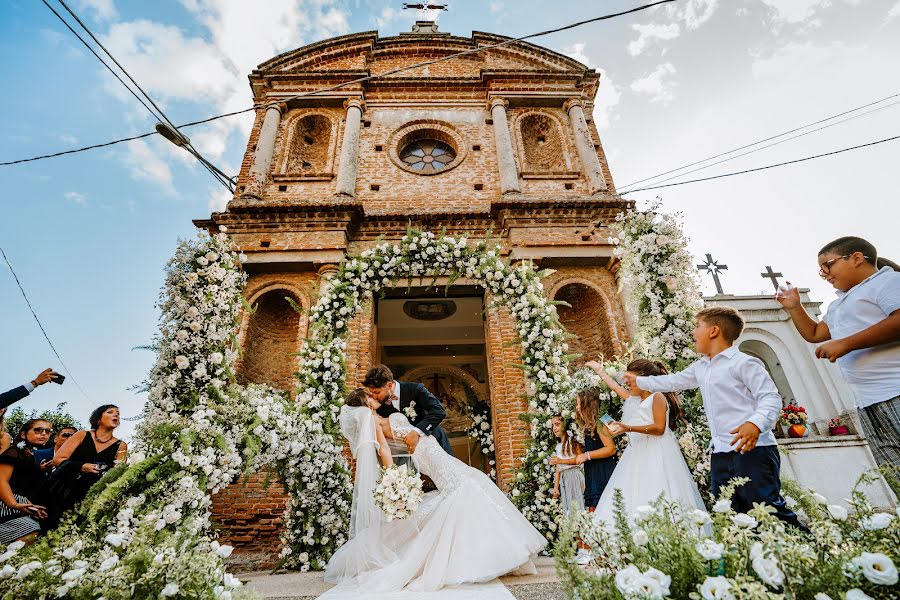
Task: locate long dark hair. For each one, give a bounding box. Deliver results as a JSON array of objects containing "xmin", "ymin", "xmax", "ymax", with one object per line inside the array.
[
  {"xmin": 818, "ymin": 236, "xmax": 899, "ymax": 272},
  {"xmin": 345, "ymin": 388, "xmax": 369, "ymax": 407},
  {"xmin": 575, "ymin": 389, "xmax": 602, "ymax": 436},
  {"xmin": 627, "ymin": 358, "xmax": 685, "ymax": 431}
]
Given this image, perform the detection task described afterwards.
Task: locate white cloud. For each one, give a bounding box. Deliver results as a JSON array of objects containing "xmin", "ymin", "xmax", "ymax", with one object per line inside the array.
[
  {"xmin": 207, "ymin": 187, "xmax": 231, "ymax": 213},
  {"xmin": 887, "ymin": 1, "xmax": 900, "ymax": 24},
  {"xmin": 59, "ymin": 134, "xmax": 79, "ymax": 146},
  {"xmin": 627, "ymin": 22, "xmax": 681, "ymax": 56},
  {"xmin": 119, "ymin": 138, "xmax": 175, "ymax": 195},
  {"xmin": 630, "ymin": 62, "xmax": 677, "ymax": 104},
  {"xmin": 76, "ymin": 0, "xmax": 118, "ymax": 22},
  {"xmin": 374, "ymin": 6, "xmax": 401, "ymax": 30},
  {"xmin": 750, "ymin": 41, "xmax": 845, "ymax": 80},
  {"xmin": 489, "ymin": 1, "xmax": 505, "ymax": 14},
  {"xmin": 563, "ymin": 41, "xmax": 591, "ymax": 67},
  {"xmin": 563, "ymin": 42, "xmax": 620, "ymax": 131},
  {"xmin": 64, "ymin": 191, "xmax": 87, "ymax": 205},
  {"xmin": 757, "ymin": 0, "xmax": 860, "ymax": 24},
  {"xmin": 668, "ymin": 0, "xmax": 719, "ymax": 30}
]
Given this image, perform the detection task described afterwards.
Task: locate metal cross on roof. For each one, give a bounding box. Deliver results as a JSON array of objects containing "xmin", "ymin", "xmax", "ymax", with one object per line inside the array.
[
  {"xmin": 696, "ymin": 253, "xmax": 729, "ymax": 295},
  {"xmin": 760, "ymin": 265, "xmax": 784, "ymax": 291}
]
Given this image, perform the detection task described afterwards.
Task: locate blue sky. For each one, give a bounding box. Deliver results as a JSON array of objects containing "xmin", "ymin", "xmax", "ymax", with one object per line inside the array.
[{"xmin": 2, "ymin": 0, "xmax": 899, "ymax": 438}]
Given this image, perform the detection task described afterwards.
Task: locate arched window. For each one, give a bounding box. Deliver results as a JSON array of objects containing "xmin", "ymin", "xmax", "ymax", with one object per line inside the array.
[
  {"xmin": 286, "ymin": 115, "xmax": 331, "ymax": 174},
  {"xmin": 740, "ymin": 339, "xmax": 796, "ymax": 405}
]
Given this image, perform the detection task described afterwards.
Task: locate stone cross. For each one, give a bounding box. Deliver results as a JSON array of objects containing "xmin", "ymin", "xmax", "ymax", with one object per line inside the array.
[
  {"xmin": 760, "ymin": 266, "xmax": 784, "ymax": 291},
  {"xmin": 696, "ymin": 253, "xmax": 729, "ymax": 295}
]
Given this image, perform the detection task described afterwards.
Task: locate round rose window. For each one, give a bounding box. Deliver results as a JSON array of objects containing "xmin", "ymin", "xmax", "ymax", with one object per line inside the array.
[{"xmin": 399, "ymin": 139, "xmax": 457, "ymax": 174}]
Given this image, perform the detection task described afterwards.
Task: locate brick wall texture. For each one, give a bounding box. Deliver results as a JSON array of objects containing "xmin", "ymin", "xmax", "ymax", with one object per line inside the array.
[{"xmin": 201, "ymin": 26, "xmax": 633, "ymax": 569}]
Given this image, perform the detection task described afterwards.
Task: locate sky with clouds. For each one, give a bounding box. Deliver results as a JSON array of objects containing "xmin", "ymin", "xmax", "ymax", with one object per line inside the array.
[{"xmin": 2, "ymin": 0, "xmax": 899, "ymax": 438}]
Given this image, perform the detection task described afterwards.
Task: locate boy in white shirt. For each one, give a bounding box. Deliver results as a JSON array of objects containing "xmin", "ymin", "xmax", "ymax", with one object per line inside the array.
[
  {"xmin": 622, "ymin": 307, "xmax": 806, "ymax": 530},
  {"xmin": 778, "ymin": 236, "xmax": 900, "ymax": 494}
]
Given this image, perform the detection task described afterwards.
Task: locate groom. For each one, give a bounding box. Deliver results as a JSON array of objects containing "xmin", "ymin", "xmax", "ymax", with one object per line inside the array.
[{"xmin": 363, "ymin": 364, "xmax": 452, "ymax": 455}]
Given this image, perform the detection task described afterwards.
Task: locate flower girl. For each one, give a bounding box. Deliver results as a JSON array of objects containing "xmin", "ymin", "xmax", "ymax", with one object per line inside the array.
[
  {"xmin": 585, "ymin": 359, "xmax": 709, "ymax": 531},
  {"xmin": 549, "ymin": 415, "xmax": 584, "ymax": 516}
]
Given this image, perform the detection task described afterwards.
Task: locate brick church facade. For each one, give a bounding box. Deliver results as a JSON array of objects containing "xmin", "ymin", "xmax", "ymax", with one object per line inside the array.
[{"xmin": 195, "ymin": 21, "xmax": 631, "ymax": 566}]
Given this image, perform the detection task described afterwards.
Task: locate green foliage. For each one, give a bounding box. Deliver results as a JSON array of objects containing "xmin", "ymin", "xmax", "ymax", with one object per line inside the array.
[{"xmin": 4, "ymin": 402, "xmax": 83, "ymax": 444}]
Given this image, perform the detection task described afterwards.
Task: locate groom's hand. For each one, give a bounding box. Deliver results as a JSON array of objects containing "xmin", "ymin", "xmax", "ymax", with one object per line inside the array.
[{"xmin": 404, "ymin": 430, "xmax": 420, "ymax": 452}]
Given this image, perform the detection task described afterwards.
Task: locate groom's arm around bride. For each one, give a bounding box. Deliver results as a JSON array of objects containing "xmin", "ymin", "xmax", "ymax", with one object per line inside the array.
[{"xmin": 363, "ymin": 365, "xmax": 453, "ymax": 455}]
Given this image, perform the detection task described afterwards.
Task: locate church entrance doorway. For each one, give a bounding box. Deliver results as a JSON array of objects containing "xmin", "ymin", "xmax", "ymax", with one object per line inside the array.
[{"xmin": 373, "ymin": 285, "xmax": 493, "ymax": 476}]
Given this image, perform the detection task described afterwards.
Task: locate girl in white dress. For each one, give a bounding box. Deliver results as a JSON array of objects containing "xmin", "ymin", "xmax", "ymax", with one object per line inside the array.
[
  {"xmin": 550, "ymin": 415, "xmax": 584, "ymax": 516},
  {"xmin": 585, "ymin": 359, "xmax": 709, "ymax": 530},
  {"xmin": 325, "ymin": 389, "xmax": 546, "ymax": 593}
]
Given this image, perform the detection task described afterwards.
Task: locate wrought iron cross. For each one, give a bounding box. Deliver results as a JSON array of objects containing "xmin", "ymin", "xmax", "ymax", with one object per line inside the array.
[
  {"xmin": 696, "ymin": 253, "xmax": 729, "ymax": 295},
  {"xmin": 760, "ymin": 265, "xmax": 784, "ymax": 291}
]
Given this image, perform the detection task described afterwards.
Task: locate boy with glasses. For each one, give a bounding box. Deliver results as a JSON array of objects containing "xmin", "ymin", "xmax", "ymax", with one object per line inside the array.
[{"xmin": 777, "ymin": 236, "xmax": 900, "ymax": 493}]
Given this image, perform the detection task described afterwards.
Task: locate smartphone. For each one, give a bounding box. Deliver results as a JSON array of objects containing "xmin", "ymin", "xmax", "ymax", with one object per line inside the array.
[
  {"xmin": 51, "ymin": 373, "xmax": 65, "ymax": 385},
  {"xmin": 599, "ymin": 413, "xmax": 614, "ymax": 426}
]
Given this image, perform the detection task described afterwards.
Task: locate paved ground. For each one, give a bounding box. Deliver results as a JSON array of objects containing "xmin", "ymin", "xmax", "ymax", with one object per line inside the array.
[{"xmin": 241, "ymin": 556, "xmax": 566, "ymax": 599}]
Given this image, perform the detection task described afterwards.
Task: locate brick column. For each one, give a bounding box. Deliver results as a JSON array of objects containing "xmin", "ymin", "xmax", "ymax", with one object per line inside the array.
[
  {"xmin": 483, "ymin": 299, "xmax": 528, "ymax": 491},
  {"xmin": 242, "ymin": 103, "xmax": 285, "ymax": 200},
  {"xmin": 334, "ymin": 98, "xmax": 364, "ymax": 197},
  {"xmin": 565, "ymin": 98, "xmax": 607, "ymax": 194},
  {"xmin": 488, "ymin": 98, "xmax": 521, "ymax": 195}
]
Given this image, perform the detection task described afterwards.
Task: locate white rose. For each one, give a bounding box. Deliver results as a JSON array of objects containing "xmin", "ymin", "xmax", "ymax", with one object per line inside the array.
[
  {"xmin": 175, "ymin": 355, "xmax": 190, "ymax": 370},
  {"xmin": 827, "ymin": 504, "xmax": 848, "ymax": 521},
  {"xmin": 696, "ymin": 539, "xmax": 724, "ymax": 561},
  {"xmin": 731, "ymin": 513, "xmax": 758, "ymax": 529},
  {"xmin": 0, "ymin": 565, "xmax": 14, "ymax": 578},
  {"xmin": 752, "ymin": 556, "xmax": 784, "ymax": 588},
  {"xmin": 700, "ymin": 575, "xmax": 734, "ymax": 600},
  {"xmin": 860, "ymin": 513, "xmax": 894, "ymax": 531},
  {"xmin": 61, "ymin": 568, "xmax": 86, "ymax": 581},
  {"xmin": 209, "ymin": 352, "xmax": 223, "ymax": 365},
  {"xmin": 713, "ymin": 499, "xmax": 731, "ymax": 513},
  {"xmin": 161, "ymin": 583, "xmax": 180, "ymax": 597},
  {"xmin": 691, "ymin": 509, "xmax": 713, "ymax": 526},
  {"xmin": 15, "ymin": 561, "xmax": 42, "ymax": 580},
  {"xmin": 614, "ymin": 564, "xmax": 642, "ymax": 594},
  {"xmin": 845, "ymin": 589, "xmax": 874, "ymax": 600},
  {"xmin": 634, "ymin": 505, "xmax": 655, "ymax": 523},
  {"xmin": 632, "ymin": 529, "xmax": 649, "ymax": 546},
  {"xmin": 814, "ymin": 594, "xmax": 833, "ymax": 600},
  {"xmin": 852, "ymin": 552, "xmax": 898, "ymax": 585},
  {"xmin": 98, "ymin": 555, "xmax": 119, "ymax": 571},
  {"xmin": 642, "ymin": 567, "xmax": 671, "ymax": 596},
  {"xmin": 211, "ymin": 541, "xmax": 234, "ymax": 559},
  {"xmin": 105, "ymin": 533, "xmax": 125, "ymax": 547},
  {"xmin": 631, "ymin": 574, "xmax": 664, "ymax": 599},
  {"xmin": 812, "ymin": 492, "xmax": 828, "ymax": 505}
]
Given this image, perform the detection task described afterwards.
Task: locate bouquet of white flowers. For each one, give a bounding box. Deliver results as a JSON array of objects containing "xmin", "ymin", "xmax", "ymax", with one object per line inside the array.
[{"xmin": 374, "ymin": 464, "xmax": 424, "ymax": 521}]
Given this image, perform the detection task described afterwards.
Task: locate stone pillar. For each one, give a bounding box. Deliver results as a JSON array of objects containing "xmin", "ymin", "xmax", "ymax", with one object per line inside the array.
[
  {"xmin": 489, "ymin": 98, "xmax": 521, "ymax": 195},
  {"xmin": 334, "ymin": 98, "xmax": 364, "ymax": 197},
  {"xmin": 243, "ymin": 103, "xmax": 285, "ymax": 200},
  {"xmin": 317, "ymin": 264, "xmax": 340, "ymax": 294},
  {"xmin": 565, "ymin": 98, "xmax": 607, "ymax": 194}
]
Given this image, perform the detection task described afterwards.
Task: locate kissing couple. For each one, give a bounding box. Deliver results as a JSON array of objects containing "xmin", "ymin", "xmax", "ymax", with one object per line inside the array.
[{"xmin": 323, "ymin": 365, "xmax": 546, "ymax": 593}]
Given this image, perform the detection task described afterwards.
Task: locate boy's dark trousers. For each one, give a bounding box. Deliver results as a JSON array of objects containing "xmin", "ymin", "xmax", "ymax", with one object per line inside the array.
[{"xmin": 711, "ymin": 445, "xmax": 809, "ymax": 532}]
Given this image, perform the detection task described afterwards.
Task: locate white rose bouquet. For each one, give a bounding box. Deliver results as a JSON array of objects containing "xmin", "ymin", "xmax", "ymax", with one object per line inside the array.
[{"xmin": 374, "ymin": 464, "xmax": 424, "ymax": 521}]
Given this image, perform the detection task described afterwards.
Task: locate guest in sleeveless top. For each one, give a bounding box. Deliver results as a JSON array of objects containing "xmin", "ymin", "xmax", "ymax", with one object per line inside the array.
[
  {"xmin": 574, "ymin": 388, "xmax": 618, "ymax": 511},
  {"xmin": 48, "ymin": 405, "xmax": 127, "ymax": 526},
  {"xmin": 0, "ymin": 419, "xmax": 52, "ymax": 544}
]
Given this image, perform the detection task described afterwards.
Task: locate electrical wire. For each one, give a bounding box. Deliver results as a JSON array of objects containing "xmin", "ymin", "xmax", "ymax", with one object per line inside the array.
[
  {"xmin": 621, "ymin": 133, "xmax": 900, "ymax": 194},
  {"xmin": 2, "ymin": 0, "xmax": 676, "ymax": 168},
  {"xmin": 1, "ymin": 246, "xmax": 92, "ymax": 402}
]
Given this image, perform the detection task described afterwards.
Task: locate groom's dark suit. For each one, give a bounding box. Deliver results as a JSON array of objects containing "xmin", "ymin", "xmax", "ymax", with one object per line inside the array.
[{"xmin": 376, "ymin": 381, "xmax": 452, "ymax": 455}]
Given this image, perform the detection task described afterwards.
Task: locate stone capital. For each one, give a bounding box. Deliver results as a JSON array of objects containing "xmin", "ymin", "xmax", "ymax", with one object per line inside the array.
[
  {"xmin": 487, "ymin": 97, "xmax": 508, "ymax": 112},
  {"xmin": 343, "ymin": 97, "xmax": 365, "ymax": 112},
  {"xmin": 563, "ymin": 98, "xmax": 585, "ymax": 114},
  {"xmin": 259, "ymin": 101, "xmax": 288, "ymax": 115}
]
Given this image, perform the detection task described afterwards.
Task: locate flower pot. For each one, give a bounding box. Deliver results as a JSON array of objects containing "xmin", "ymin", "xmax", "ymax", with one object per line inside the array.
[
  {"xmin": 787, "ymin": 424, "xmax": 808, "ymax": 438},
  {"xmin": 829, "ymin": 425, "xmax": 850, "ymax": 436}
]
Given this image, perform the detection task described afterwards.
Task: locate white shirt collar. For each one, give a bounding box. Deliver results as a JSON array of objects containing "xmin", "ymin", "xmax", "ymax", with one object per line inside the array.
[{"xmin": 701, "ymin": 345, "xmax": 738, "ymax": 363}]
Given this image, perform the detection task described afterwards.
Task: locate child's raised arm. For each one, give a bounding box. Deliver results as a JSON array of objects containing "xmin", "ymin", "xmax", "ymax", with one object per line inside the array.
[
  {"xmin": 623, "ymin": 362, "xmax": 700, "ymax": 393},
  {"xmin": 585, "ymin": 360, "xmax": 630, "ymax": 400}
]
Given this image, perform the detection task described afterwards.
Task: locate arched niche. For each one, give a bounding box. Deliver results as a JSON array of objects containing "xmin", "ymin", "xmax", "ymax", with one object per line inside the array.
[
  {"xmin": 238, "ymin": 288, "xmax": 304, "ymax": 390},
  {"xmin": 553, "ymin": 281, "xmax": 618, "ymax": 362},
  {"xmin": 739, "ymin": 338, "xmax": 796, "ymax": 406}
]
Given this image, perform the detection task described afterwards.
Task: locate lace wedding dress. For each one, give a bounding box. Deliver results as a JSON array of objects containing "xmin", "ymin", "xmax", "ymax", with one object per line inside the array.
[
  {"xmin": 592, "ymin": 393, "xmax": 710, "ymax": 531},
  {"xmin": 324, "ymin": 408, "xmax": 546, "ymax": 594}
]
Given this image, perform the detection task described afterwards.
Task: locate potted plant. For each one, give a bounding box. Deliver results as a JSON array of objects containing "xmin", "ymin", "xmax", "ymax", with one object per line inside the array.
[
  {"xmin": 828, "ymin": 417, "xmax": 850, "ymax": 436},
  {"xmin": 780, "ymin": 404, "xmax": 809, "ymax": 438}
]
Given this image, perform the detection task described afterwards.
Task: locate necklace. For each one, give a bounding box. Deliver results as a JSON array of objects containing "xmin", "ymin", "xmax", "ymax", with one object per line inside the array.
[{"xmin": 94, "ymin": 431, "xmax": 114, "ymax": 444}]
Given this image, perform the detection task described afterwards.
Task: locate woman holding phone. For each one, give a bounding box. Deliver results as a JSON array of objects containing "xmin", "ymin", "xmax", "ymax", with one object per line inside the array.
[{"xmin": 0, "ymin": 419, "xmax": 52, "ymax": 544}]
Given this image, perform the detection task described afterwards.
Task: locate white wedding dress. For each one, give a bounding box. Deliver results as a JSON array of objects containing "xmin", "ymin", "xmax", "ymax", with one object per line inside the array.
[
  {"xmin": 324, "ymin": 408, "xmax": 546, "ymax": 596},
  {"xmin": 592, "ymin": 394, "xmax": 710, "ymax": 531}
]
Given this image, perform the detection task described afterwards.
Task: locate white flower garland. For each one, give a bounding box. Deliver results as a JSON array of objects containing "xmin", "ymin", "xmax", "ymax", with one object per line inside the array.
[{"xmin": 465, "ymin": 399, "xmax": 496, "ymax": 482}]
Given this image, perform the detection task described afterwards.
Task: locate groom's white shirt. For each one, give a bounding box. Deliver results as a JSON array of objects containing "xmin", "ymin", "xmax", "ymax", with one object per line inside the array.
[{"xmin": 388, "ymin": 380, "xmax": 424, "ymax": 436}]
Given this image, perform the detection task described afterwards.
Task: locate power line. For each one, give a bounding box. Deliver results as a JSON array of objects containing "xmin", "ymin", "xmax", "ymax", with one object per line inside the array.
[
  {"xmin": 40, "ymin": 0, "xmax": 234, "ymax": 191},
  {"xmin": 2, "ymin": 0, "xmax": 676, "ymax": 168},
  {"xmin": 618, "ymin": 91, "xmax": 900, "ymax": 192},
  {"xmin": 0, "ymin": 246, "xmax": 92, "ymax": 403},
  {"xmin": 620, "ymin": 133, "xmax": 900, "ymax": 194},
  {"xmin": 618, "ymin": 97, "xmax": 900, "ymax": 193}
]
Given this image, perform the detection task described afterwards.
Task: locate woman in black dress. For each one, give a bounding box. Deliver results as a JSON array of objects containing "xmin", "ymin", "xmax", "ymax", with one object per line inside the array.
[
  {"xmin": 0, "ymin": 419, "xmax": 52, "ymax": 544},
  {"xmin": 49, "ymin": 405, "xmax": 127, "ymax": 524},
  {"xmin": 573, "ymin": 389, "xmax": 618, "ymax": 512}
]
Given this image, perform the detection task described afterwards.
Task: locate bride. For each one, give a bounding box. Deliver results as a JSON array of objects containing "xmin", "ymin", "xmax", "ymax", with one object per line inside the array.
[{"xmin": 324, "ymin": 389, "xmax": 546, "ymax": 592}]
